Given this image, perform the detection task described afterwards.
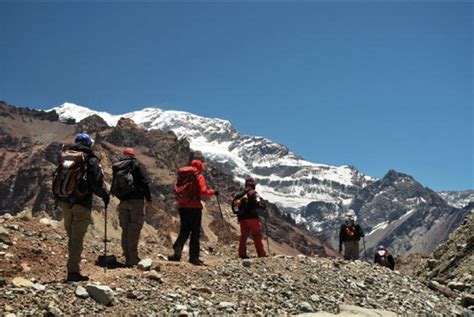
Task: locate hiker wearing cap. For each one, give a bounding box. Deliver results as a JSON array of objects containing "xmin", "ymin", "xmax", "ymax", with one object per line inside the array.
[
  {"xmin": 53, "ymin": 133, "xmax": 110, "ymax": 282},
  {"xmin": 339, "ymin": 212, "xmax": 365, "ymax": 261},
  {"xmin": 111, "ymin": 147, "xmax": 154, "ymax": 267},
  {"xmin": 169, "ymin": 159, "xmax": 218, "ymax": 266},
  {"xmin": 232, "ymin": 178, "xmax": 267, "ymax": 259},
  {"xmin": 374, "ymin": 245, "xmax": 395, "ymax": 270}
]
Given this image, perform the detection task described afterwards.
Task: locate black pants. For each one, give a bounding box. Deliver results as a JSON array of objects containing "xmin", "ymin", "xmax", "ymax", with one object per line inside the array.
[{"xmin": 173, "ymin": 208, "xmax": 202, "ymax": 260}]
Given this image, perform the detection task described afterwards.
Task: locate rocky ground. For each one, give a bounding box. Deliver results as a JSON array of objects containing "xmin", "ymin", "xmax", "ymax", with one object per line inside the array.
[{"xmin": 1, "ymin": 213, "xmax": 471, "ymax": 316}]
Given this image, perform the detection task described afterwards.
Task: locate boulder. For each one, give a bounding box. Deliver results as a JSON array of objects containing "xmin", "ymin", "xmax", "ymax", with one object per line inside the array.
[
  {"xmin": 86, "ymin": 284, "xmax": 115, "ymax": 306},
  {"xmin": 138, "ymin": 258, "xmax": 153, "ymax": 271},
  {"xmin": 12, "ymin": 277, "xmax": 34, "ymax": 288}
]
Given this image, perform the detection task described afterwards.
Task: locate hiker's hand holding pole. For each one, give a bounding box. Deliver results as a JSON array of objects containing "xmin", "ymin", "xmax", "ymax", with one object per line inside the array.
[
  {"xmin": 103, "ymin": 194, "xmax": 110, "ymax": 209},
  {"xmin": 145, "ymin": 201, "xmax": 155, "ymax": 213}
]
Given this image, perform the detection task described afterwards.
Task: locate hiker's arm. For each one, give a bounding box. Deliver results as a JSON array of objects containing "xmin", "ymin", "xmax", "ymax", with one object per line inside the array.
[
  {"xmin": 388, "ymin": 255, "xmax": 395, "ymax": 270},
  {"xmin": 137, "ymin": 162, "xmax": 152, "ymax": 202},
  {"xmin": 88, "ymin": 158, "xmax": 110, "ymax": 202},
  {"xmin": 197, "ymin": 174, "xmax": 215, "ymax": 197},
  {"xmin": 339, "ymin": 226, "xmax": 344, "ymax": 252},
  {"xmin": 357, "ymin": 225, "xmax": 365, "ymax": 238}
]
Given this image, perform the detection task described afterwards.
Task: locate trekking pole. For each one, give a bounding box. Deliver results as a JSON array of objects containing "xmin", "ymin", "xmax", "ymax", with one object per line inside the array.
[
  {"xmin": 215, "ymin": 195, "xmax": 227, "ymax": 229},
  {"xmin": 103, "ymin": 204, "xmax": 108, "ymax": 273},
  {"xmin": 264, "ymin": 215, "xmax": 270, "ymax": 256}
]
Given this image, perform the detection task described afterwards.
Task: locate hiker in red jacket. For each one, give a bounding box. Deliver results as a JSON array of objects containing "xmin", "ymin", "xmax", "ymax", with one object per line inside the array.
[
  {"xmin": 168, "ymin": 159, "xmax": 218, "ymax": 265},
  {"xmin": 233, "ymin": 178, "xmax": 267, "ymax": 259}
]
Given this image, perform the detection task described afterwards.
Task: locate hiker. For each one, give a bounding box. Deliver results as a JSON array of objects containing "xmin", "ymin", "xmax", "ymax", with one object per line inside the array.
[
  {"xmin": 168, "ymin": 159, "xmax": 218, "ymax": 265},
  {"xmin": 232, "ymin": 178, "xmax": 267, "ymax": 259},
  {"xmin": 374, "ymin": 245, "xmax": 395, "ymax": 270},
  {"xmin": 53, "ymin": 133, "xmax": 110, "ymax": 282},
  {"xmin": 338, "ymin": 212, "xmax": 365, "ymax": 261},
  {"xmin": 111, "ymin": 147, "xmax": 154, "ymax": 267}
]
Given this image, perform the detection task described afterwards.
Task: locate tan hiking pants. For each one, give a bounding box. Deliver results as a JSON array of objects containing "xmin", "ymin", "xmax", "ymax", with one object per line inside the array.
[
  {"xmin": 118, "ymin": 199, "xmax": 145, "ymax": 265},
  {"xmin": 59, "ymin": 202, "xmax": 92, "ymax": 273},
  {"xmin": 343, "ymin": 240, "xmax": 360, "ymax": 260}
]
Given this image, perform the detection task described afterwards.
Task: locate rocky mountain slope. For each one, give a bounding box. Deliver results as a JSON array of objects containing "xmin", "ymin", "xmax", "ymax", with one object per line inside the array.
[
  {"xmin": 350, "ymin": 170, "xmax": 468, "ymax": 256},
  {"xmin": 0, "ymin": 101, "xmax": 332, "ymax": 257},
  {"xmin": 0, "ymin": 213, "xmax": 468, "ymax": 316}
]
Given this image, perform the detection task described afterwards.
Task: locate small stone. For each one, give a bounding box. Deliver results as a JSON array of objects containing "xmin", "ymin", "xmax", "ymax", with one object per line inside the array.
[
  {"xmin": 310, "ymin": 294, "xmax": 319, "ymax": 302},
  {"xmin": 4, "ymin": 304, "xmax": 14, "ymax": 312},
  {"xmin": 1, "ymin": 213, "xmax": 13, "ymax": 220},
  {"xmin": 176, "ymin": 304, "xmax": 188, "ymax": 311},
  {"xmin": 75, "ymin": 285, "xmax": 89, "ymax": 299},
  {"xmin": 447, "ymin": 282, "xmax": 467, "ymax": 291},
  {"xmin": 138, "ymin": 258, "xmax": 153, "ymax": 271},
  {"xmin": 218, "ymin": 302, "xmax": 235, "ymax": 309},
  {"xmin": 126, "ymin": 290, "xmax": 138, "ymax": 299},
  {"xmin": 0, "ymin": 234, "xmax": 12, "ymax": 246},
  {"xmin": 6, "ymin": 224, "xmax": 19, "ymax": 231},
  {"xmin": 242, "ymin": 259, "xmax": 251, "ymax": 268},
  {"xmin": 32, "ymin": 283, "xmax": 46, "ymax": 292},
  {"xmin": 32, "ymin": 248, "xmax": 43, "ymax": 255},
  {"xmin": 299, "ymin": 301, "xmax": 314, "ymax": 312},
  {"xmin": 48, "ymin": 301, "xmax": 62, "ymax": 315},
  {"xmin": 12, "ymin": 277, "xmax": 34, "ymax": 288},
  {"xmin": 147, "ymin": 270, "xmax": 164, "ymax": 283},
  {"xmin": 39, "ymin": 218, "xmax": 58, "ymax": 228},
  {"xmin": 195, "ymin": 287, "xmax": 213, "ymax": 294},
  {"xmin": 20, "ymin": 263, "xmax": 31, "ymax": 273},
  {"xmin": 86, "ymin": 284, "xmax": 115, "ymax": 306},
  {"xmin": 461, "ymin": 294, "xmax": 474, "ymax": 308}
]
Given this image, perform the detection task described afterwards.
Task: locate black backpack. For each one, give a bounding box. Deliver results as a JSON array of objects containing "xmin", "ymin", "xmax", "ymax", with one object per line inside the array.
[
  {"xmin": 52, "ymin": 148, "xmax": 89, "ymax": 198},
  {"xmin": 232, "ymin": 190, "xmax": 253, "ymax": 216},
  {"xmin": 111, "ymin": 159, "xmax": 136, "ymax": 199}
]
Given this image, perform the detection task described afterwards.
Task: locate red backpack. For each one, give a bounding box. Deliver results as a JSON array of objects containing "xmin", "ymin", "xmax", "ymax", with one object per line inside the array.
[{"xmin": 174, "ymin": 166, "xmax": 199, "ymax": 205}]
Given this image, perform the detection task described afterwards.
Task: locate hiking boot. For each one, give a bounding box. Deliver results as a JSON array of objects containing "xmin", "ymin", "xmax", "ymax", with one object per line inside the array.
[
  {"xmin": 66, "ymin": 272, "xmax": 89, "ymax": 282},
  {"xmin": 189, "ymin": 258, "xmax": 204, "ymax": 266},
  {"xmin": 167, "ymin": 254, "xmax": 181, "ymax": 262},
  {"xmin": 125, "ymin": 258, "xmax": 141, "ymax": 267},
  {"xmin": 239, "ymin": 255, "xmax": 249, "ymax": 259}
]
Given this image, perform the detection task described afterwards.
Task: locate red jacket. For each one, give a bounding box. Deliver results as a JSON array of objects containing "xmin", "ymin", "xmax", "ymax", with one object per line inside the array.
[{"xmin": 178, "ymin": 173, "xmax": 215, "ymax": 209}]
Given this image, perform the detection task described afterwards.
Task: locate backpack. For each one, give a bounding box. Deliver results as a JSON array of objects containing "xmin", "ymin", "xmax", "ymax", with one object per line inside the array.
[
  {"xmin": 111, "ymin": 159, "xmax": 135, "ymax": 199},
  {"xmin": 344, "ymin": 225, "xmax": 356, "ymax": 238},
  {"xmin": 174, "ymin": 166, "xmax": 199, "ymax": 205},
  {"xmin": 232, "ymin": 191, "xmax": 250, "ymax": 216},
  {"xmin": 52, "ymin": 148, "xmax": 89, "ymax": 198}
]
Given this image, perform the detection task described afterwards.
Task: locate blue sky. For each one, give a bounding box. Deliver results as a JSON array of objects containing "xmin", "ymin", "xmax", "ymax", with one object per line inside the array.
[{"xmin": 1, "ymin": 2, "xmax": 472, "ymax": 191}]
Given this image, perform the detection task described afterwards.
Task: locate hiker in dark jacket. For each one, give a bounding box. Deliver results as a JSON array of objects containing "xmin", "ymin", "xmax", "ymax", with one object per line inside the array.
[
  {"xmin": 112, "ymin": 147, "xmax": 154, "ymax": 267},
  {"xmin": 168, "ymin": 159, "xmax": 217, "ymax": 266},
  {"xmin": 235, "ymin": 178, "xmax": 267, "ymax": 259},
  {"xmin": 56, "ymin": 133, "xmax": 110, "ymax": 282},
  {"xmin": 339, "ymin": 212, "xmax": 364, "ymax": 261},
  {"xmin": 374, "ymin": 245, "xmax": 395, "ymax": 270}
]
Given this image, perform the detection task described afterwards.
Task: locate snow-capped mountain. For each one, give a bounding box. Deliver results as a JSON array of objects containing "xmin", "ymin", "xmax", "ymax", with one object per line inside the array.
[
  {"xmin": 52, "ymin": 102, "xmax": 373, "ymax": 213},
  {"xmin": 438, "ymin": 190, "xmax": 474, "ymax": 209}
]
